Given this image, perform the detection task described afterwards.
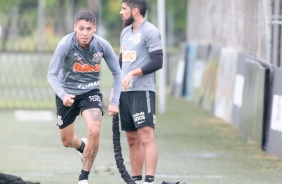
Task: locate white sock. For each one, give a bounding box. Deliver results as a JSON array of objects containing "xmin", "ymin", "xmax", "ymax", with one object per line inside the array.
[
  {"xmin": 135, "ymin": 180, "xmax": 142, "ymax": 184},
  {"xmin": 143, "ymin": 182, "xmax": 153, "ymax": 184}
]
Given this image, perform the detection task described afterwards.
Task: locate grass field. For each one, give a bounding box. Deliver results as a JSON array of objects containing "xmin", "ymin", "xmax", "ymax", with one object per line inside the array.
[
  {"xmin": 1, "ymin": 53, "xmax": 282, "ymax": 183},
  {"xmin": 1, "ymin": 95, "xmax": 282, "ymax": 184}
]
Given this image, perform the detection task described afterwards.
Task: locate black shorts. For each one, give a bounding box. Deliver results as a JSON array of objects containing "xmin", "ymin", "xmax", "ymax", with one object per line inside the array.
[
  {"xmin": 56, "ymin": 89, "xmax": 103, "ymax": 129},
  {"xmin": 119, "ymin": 91, "xmax": 156, "ymax": 131}
]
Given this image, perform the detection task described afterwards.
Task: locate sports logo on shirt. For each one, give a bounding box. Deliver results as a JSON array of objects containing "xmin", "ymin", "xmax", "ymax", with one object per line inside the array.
[
  {"xmin": 133, "ymin": 33, "xmax": 142, "ymax": 44},
  {"xmin": 122, "ymin": 50, "xmax": 136, "ymax": 62},
  {"xmin": 92, "ymin": 52, "xmax": 103, "ymax": 63},
  {"xmin": 73, "ymin": 53, "xmax": 100, "ymax": 73},
  {"xmin": 77, "ymin": 81, "xmax": 99, "ymax": 89},
  {"xmin": 73, "ymin": 62, "xmax": 100, "ymax": 73}
]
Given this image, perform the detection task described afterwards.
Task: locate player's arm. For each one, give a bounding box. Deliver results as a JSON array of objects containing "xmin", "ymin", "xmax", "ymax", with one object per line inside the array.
[
  {"xmin": 141, "ymin": 49, "xmax": 163, "ymax": 75},
  {"xmin": 106, "ymin": 52, "xmax": 122, "ymax": 116},
  {"xmin": 103, "ymin": 41, "xmax": 122, "ymax": 107},
  {"xmin": 47, "ymin": 41, "xmax": 69, "ymax": 101},
  {"xmin": 127, "ymin": 49, "xmax": 163, "ymax": 76},
  {"xmin": 122, "ymin": 49, "xmax": 163, "ymax": 91}
]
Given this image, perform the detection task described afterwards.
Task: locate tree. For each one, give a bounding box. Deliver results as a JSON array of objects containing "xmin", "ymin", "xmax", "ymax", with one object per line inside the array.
[
  {"xmin": 101, "ymin": 0, "xmax": 123, "ymax": 46},
  {"xmin": 0, "ymin": 0, "xmax": 19, "ymax": 51},
  {"xmin": 0, "ymin": 0, "xmax": 187, "ymax": 52}
]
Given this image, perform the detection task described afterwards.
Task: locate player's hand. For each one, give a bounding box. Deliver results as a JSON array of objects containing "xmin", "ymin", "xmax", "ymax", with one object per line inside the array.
[
  {"xmin": 63, "ymin": 94, "xmax": 76, "ymax": 107},
  {"xmin": 109, "ymin": 88, "xmax": 113, "ymax": 102},
  {"xmin": 108, "ymin": 104, "xmax": 119, "ymax": 116},
  {"xmin": 122, "ymin": 72, "xmax": 133, "ymax": 91}
]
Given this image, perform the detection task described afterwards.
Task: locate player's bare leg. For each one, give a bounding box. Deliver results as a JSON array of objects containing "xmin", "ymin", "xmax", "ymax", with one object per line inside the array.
[
  {"xmin": 78, "ymin": 108, "xmax": 102, "ymax": 183},
  {"xmin": 138, "ymin": 126, "xmax": 158, "ymax": 184},
  {"xmin": 126, "ymin": 130, "xmax": 144, "ymax": 182},
  {"xmin": 60, "ymin": 123, "xmax": 81, "ymax": 149}
]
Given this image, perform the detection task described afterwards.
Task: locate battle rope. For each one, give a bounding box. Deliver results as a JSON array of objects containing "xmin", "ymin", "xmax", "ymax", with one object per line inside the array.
[{"xmin": 112, "ymin": 115, "xmax": 136, "ymax": 184}]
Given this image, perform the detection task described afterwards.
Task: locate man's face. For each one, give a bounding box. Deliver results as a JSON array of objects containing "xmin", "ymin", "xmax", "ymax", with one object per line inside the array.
[
  {"xmin": 74, "ymin": 20, "xmax": 96, "ymax": 49},
  {"xmin": 120, "ymin": 2, "xmax": 134, "ymax": 27}
]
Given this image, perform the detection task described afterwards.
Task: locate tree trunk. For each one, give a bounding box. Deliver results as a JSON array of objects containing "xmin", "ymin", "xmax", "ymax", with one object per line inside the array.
[
  {"xmin": 65, "ymin": 0, "xmax": 75, "ymax": 33},
  {"xmin": 37, "ymin": 0, "xmax": 45, "ymax": 52}
]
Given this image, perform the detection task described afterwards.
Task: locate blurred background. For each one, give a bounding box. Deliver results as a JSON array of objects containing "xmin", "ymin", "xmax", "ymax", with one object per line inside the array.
[
  {"xmin": 1, "ymin": 0, "xmax": 282, "ymax": 148},
  {"xmin": 2, "ymin": 0, "xmax": 282, "ymax": 183},
  {"xmin": 0, "ymin": 0, "xmax": 187, "ymax": 109}
]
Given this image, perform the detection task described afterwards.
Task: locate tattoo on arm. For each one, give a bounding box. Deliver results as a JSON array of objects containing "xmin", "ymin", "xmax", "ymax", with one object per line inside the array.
[{"xmin": 88, "ymin": 108, "xmax": 102, "ymax": 122}]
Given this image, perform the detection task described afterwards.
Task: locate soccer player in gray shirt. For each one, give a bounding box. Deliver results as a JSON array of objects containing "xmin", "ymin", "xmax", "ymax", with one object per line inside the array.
[
  {"xmin": 119, "ymin": 1, "xmax": 163, "ymax": 184},
  {"xmin": 47, "ymin": 11, "xmax": 121, "ymax": 184}
]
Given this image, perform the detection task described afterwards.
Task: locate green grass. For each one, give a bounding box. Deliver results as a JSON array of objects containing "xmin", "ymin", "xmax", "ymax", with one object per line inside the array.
[
  {"xmin": 1, "ymin": 95, "xmax": 282, "ymax": 184},
  {"xmin": 1, "ymin": 53, "xmax": 282, "ymax": 184}
]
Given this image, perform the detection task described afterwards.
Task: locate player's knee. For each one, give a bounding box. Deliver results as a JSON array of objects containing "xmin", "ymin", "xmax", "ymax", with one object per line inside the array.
[
  {"xmin": 140, "ymin": 136, "xmax": 151, "ymax": 146},
  {"xmin": 140, "ymin": 133, "xmax": 154, "ymax": 146},
  {"xmin": 61, "ymin": 137, "xmax": 73, "ymax": 147},
  {"xmin": 88, "ymin": 126, "xmax": 100, "ymax": 137},
  {"xmin": 126, "ymin": 132, "xmax": 140, "ymax": 147},
  {"xmin": 128, "ymin": 137, "xmax": 141, "ymax": 147}
]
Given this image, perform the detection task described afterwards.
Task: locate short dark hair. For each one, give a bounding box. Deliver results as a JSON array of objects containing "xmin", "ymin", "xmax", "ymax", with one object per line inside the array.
[
  {"xmin": 75, "ymin": 11, "xmax": 96, "ymax": 24},
  {"xmin": 122, "ymin": 0, "xmax": 147, "ymax": 17}
]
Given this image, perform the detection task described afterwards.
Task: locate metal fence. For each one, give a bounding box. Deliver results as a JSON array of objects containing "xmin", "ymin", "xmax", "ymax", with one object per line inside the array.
[{"xmin": 0, "ymin": 52, "xmax": 54, "ymax": 109}]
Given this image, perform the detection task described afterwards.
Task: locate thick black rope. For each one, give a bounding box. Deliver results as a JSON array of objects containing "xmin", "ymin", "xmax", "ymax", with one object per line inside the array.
[
  {"xmin": 0, "ymin": 173, "xmax": 40, "ymax": 184},
  {"xmin": 112, "ymin": 115, "xmax": 136, "ymax": 184}
]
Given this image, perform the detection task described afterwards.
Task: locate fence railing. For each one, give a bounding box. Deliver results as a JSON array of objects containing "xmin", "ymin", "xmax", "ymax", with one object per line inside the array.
[{"xmin": 0, "ymin": 52, "xmax": 54, "ymax": 109}]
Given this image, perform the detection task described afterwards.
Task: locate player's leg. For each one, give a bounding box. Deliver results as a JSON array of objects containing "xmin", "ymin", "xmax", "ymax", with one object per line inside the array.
[
  {"xmin": 125, "ymin": 130, "xmax": 144, "ymax": 178},
  {"xmin": 81, "ymin": 108, "xmax": 101, "ymax": 171},
  {"xmin": 133, "ymin": 91, "xmax": 157, "ymax": 184},
  {"xmin": 77, "ymin": 108, "xmax": 101, "ymax": 183},
  {"xmin": 56, "ymin": 95, "xmax": 82, "ymax": 150},
  {"xmin": 137, "ymin": 126, "xmax": 158, "ymax": 184},
  {"xmin": 77, "ymin": 90, "xmax": 103, "ymax": 183},
  {"xmin": 120, "ymin": 92, "xmax": 144, "ymax": 183},
  {"xmin": 60, "ymin": 123, "xmax": 81, "ymax": 149}
]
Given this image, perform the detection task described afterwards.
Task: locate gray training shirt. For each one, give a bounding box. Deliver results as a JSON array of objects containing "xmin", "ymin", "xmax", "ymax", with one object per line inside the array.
[
  {"xmin": 47, "ymin": 32, "xmax": 122, "ymax": 106},
  {"xmin": 120, "ymin": 21, "xmax": 163, "ymax": 92}
]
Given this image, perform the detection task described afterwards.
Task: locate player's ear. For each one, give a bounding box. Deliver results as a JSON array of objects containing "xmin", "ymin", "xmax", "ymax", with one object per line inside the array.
[
  {"xmin": 93, "ymin": 24, "xmax": 97, "ymax": 33},
  {"xmin": 74, "ymin": 24, "xmax": 77, "ymax": 32},
  {"xmin": 132, "ymin": 7, "xmax": 139, "ymax": 16}
]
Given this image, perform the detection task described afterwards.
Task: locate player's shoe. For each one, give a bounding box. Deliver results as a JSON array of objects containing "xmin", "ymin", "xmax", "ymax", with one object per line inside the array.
[
  {"xmin": 78, "ymin": 180, "xmax": 88, "ymax": 184},
  {"xmin": 78, "ymin": 137, "xmax": 87, "ymax": 162}
]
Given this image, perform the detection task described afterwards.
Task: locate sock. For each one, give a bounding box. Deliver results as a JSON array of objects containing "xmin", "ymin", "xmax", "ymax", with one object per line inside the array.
[
  {"xmin": 144, "ymin": 175, "xmax": 154, "ymax": 183},
  {"xmin": 132, "ymin": 175, "xmax": 142, "ymax": 184},
  {"xmin": 78, "ymin": 170, "xmax": 90, "ymax": 181},
  {"xmin": 76, "ymin": 140, "xmax": 85, "ymax": 153}
]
